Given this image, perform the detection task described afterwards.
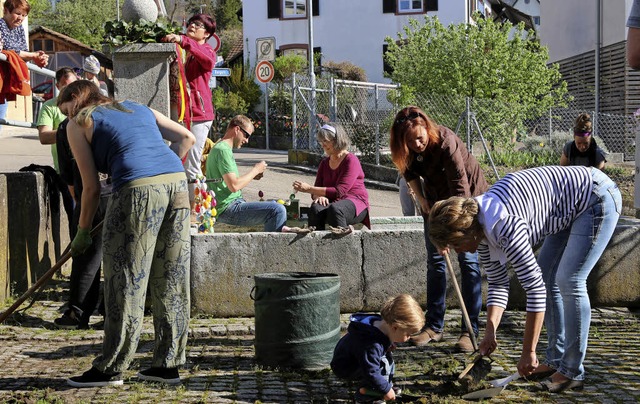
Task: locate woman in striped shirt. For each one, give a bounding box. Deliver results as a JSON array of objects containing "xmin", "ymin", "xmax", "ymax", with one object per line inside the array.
[{"xmin": 428, "ymin": 166, "xmax": 621, "ymax": 393}]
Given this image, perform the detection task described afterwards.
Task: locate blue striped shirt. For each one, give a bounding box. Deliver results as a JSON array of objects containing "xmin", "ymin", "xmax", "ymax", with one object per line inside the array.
[{"xmin": 476, "ymin": 166, "xmax": 593, "ymax": 312}]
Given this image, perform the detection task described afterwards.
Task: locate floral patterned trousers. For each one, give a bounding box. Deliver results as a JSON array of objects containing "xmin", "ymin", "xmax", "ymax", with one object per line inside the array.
[{"xmin": 93, "ymin": 173, "xmax": 191, "ymax": 373}]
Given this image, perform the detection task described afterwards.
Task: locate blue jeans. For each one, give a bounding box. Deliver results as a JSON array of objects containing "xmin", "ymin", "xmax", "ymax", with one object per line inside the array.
[
  {"xmin": 424, "ymin": 221, "xmax": 482, "ymax": 335},
  {"xmin": 0, "ymin": 102, "xmax": 7, "ymax": 133},
  {"xmin": 538, "ymin": 168, "xmax": 621, "ymax": 380},
  {"xmin": 218, "ymin": 198, "xmax": 287, "ymax": 232}
]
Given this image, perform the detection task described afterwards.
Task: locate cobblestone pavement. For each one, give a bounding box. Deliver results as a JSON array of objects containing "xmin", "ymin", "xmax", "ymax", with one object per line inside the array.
[{"xmin": 1, "ymin": 280, "xmax": 639, "ymax": 404}]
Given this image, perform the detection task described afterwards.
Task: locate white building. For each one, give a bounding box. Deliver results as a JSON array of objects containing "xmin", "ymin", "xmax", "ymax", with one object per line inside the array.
[
  {"xmin": 242, "ymin": 1, "xmax": 490, "ymax": 84},
  {"xmin": 539, "ymin": 0, "xmax": 637, "ymax": 115}
]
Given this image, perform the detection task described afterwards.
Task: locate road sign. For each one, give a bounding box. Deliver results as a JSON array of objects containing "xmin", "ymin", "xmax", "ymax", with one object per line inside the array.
[
  {"xmin": 211, "ymin": 68, "xmax": 231, "ymax": 77},
  {"xmin": 256, "ymin": 37, "xmax": 276, "ymax": 62},
  {"xmin": 255, "ymin": 60, "xmax": 274, "ymax": 83},
  {"xmin": 210, "ymin": 33, "xmax": 221, "ymax": 53}
]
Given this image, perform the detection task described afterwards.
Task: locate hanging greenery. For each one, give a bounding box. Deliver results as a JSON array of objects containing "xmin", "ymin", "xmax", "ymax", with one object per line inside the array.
[{"xmin": 103, "ymin": 19, "xmax": 182, "ymax": 47}]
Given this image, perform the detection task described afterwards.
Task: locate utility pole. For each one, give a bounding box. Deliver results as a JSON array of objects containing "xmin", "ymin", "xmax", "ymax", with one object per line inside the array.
[{"xmin": 307, "ymin": 0, "xmax": 316, "ymax": 148}]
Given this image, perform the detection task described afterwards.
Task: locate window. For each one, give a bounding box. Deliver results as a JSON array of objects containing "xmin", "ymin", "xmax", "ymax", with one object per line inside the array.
[
  {"xmin": 382, "ymin": 0, "xmax": 437, "ymax": 14},
  {"xmin": 398, "ymin": 0, "xmax": 423, "ymax": 13},
  {"xmin": 268, "ymin": 0, "xmax": 319, "ymax": 19},
  {"xmin": 32, "ymin": 39, "xmax": 54, "ymax": 52},
  {"xmin": 283, "ymin": 0, "xmax": 306, "ymax": 18},
  {"xmin": 282, "ymin": 47, "xmax": 307, "ymax": 58}
]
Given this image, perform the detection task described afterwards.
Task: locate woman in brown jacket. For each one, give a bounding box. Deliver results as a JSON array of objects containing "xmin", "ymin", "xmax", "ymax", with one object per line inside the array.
[{"xmin": 389, "ymin": 106, "xmax": 488, "ymax": 352}]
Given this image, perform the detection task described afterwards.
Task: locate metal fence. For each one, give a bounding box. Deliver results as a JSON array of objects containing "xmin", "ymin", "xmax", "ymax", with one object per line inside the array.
[{"xmin": 288, "ymin": 75, "xmax": 636, "ymax": 164}]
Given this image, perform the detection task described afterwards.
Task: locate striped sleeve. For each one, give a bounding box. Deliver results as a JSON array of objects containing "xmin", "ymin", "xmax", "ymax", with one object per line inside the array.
[
  {"xmin": 497, "ymin": 217, "xmax": 547, "ymax": 312},
  {"xmin": 478, "ymin": 244, "xmax": 510, "ymax": 309}
]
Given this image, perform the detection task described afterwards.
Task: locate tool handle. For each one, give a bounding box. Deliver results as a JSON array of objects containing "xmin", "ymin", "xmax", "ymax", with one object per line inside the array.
[{"xmin": 444, "ymin": 251, "xmax": 479, "ymax": 352}]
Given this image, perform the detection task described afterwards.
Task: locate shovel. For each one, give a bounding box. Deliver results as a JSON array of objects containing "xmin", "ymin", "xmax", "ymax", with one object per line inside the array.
[
  {"xmin": 443, "ymin": 252, "xmax": 484, "ymax": 380},
  {"xmin": 461, "ymin": 371, "xmax": 520, "ymax": 400}
]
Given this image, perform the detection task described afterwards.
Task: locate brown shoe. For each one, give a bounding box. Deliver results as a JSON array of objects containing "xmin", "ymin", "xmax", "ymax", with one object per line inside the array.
[
  {"xmin": 455, "ymin": 332, "xmax": 475, "ymax": 353},
  {"xmin": 410, "ymin": 327, "xmax": 443, "ymax": 347}
]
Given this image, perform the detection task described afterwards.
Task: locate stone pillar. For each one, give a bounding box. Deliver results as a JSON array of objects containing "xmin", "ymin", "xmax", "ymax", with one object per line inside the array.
[
  {"xmin": 635, "ymin": 130, "xmax": 639, "ymax": 212},
  {"xmin": 112, "ymin": 43, "xmax": 175, "ymax": 116},
  {"xmin": 4, "ymin": 172, "xmax": 71, "ymax": 294},
  {"xmin": 0, "ymin": 175, "xmax": 8, "ymax": 301}
]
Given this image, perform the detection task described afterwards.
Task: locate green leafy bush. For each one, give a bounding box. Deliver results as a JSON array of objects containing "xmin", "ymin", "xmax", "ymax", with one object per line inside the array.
[{"xmin": 103, "ymin": 19, "xmax": 182, "ymax": 46}]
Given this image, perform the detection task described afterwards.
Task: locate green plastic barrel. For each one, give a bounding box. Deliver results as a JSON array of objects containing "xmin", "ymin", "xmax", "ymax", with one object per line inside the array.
[{"xmin": 252, "ymin": 272, "xmax": 341, "ymax": 370}]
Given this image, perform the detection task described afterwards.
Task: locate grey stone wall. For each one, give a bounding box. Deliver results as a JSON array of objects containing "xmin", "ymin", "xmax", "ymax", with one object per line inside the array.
[
  {"xmin": 0, "ymin": 175, "xmax": 8, "ymax": 301},
  {"xmin": 1, "ymin": 172, "xmax": 71, "ymax": 294},
  {"xmin": 190, "ymin": 218, "xmax": 640, "ymax": 317}
]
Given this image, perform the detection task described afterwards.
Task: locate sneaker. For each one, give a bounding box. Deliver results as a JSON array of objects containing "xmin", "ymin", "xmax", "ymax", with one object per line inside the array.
[
  {"xmin": 54, "ymin": 311, "xmax": 87, "ymax": 330},
  {"xmin": 329, "ymin": 225, "xmax": 354, "ymax": 236},
  {"xmin": 409, "ymin": 327, "xmax": 443, "ymax": 347},
  {"xmin": 67, "ymin": 367, "xmax": 123, "ymax": 388},
  {"xmin": 137, "ymin": 367, "xmax": 181, "ymax": 385},
  {"xmin": 282, "ymin": 225, "xmax": 314, "ymax": 234},
  {"xmin": 455, "ymin": 332, "xmax": 475, "ymax": 353},
  {"xmin": 354, "ymin": 387, "xmax": 384, "ymax": 404}
]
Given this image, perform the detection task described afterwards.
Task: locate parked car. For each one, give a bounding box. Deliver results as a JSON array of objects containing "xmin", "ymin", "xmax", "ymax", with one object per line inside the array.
[{"xmin": 32, "ymin": 80, "xmax": 54, "ymax": 101}]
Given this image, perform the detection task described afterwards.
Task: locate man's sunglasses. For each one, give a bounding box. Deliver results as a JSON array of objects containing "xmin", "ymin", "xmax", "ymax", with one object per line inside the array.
[{"xmin": 239, "ymin": 126, "xmax": 251, "ymax": 139}]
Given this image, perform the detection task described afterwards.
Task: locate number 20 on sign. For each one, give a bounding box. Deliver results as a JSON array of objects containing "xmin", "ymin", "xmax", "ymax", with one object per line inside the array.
[{"xmin": 255, "ymin": 60, "xmax": 274, "ymax": 84}]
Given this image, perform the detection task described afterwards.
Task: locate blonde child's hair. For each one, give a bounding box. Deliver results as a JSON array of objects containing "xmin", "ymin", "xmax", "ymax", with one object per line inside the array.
[{"xmin": 380, "ymin": 294, "xmax": 425, "ymax": 334}]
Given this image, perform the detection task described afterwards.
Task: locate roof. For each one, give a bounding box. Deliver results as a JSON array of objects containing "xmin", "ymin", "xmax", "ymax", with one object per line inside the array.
[
  {"xmin": 28, "ymin": 26, "xmax": 113, "ymax": 69},
  {"xmin": 223, "ymin": 36, "xmax": 244, "ymax": 67}
]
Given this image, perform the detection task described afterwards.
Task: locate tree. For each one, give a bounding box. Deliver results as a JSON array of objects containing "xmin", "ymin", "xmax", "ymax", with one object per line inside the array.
[
  {"xmin": 214, "ymin": 0, "xmax": 242, "ymax": 31},
  {"xmin": 27, "ymin": 0, "xmax": 52, "ymax": 23},
  {"xmin": 384, "ymin": 14, "xmax": 569, "ymax": 146},
  {"xmin": 30, "ymin": 0, "xmax": 119, "ymax": 49}
]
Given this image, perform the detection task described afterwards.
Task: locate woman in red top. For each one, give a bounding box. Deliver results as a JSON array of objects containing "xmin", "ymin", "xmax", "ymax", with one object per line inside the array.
[
  {"xmin": 163, "ymin": 13, "xmax": 217, "ymax": 213},
  {"xmin": 292, "ymin": 123, "xmax": 370, "ymax": 234}
]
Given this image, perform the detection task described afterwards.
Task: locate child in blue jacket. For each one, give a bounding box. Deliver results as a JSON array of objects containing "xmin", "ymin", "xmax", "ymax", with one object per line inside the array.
[{"xmin": 331, "ymin": 294, "xmax": 425, "ymax": 403}]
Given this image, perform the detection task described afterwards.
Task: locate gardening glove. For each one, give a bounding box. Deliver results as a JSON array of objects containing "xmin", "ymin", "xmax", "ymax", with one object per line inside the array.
[{"xmin": 70, "ymin": 226, "xmax": 92, "ymax": 257}]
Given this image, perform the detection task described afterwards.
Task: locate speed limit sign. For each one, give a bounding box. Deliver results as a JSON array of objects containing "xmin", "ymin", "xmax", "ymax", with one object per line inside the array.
[{"xmin": 255, "ymin": 60, "xmax": 274, "ymax": 84}]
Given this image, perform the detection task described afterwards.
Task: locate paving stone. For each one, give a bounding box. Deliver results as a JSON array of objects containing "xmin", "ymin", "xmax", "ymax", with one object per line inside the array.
[{"xmin": 1, "ymin": 299, "xmax": 639, "ymax": 403}]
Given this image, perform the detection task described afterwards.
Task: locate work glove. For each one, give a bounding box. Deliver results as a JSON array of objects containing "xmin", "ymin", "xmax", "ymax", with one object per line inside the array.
[{"xmin": 70, "ymin": 226, "xmax": 92, "ymax": 257}]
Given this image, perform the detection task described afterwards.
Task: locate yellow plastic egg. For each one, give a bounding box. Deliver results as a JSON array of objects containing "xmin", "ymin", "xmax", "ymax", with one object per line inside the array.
[{"xmin": 277, "ymin": 199, "xmax": 285, "ymax": 204}]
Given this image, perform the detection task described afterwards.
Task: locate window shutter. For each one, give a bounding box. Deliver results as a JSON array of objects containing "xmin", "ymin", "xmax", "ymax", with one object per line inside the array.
[
  {"xmin": 267, "ymin": 0, "xmax": 280, "ymax": 19},
  {"xmin": 383, "ymin": 44, "xmax": 393, "ymax": 76},
  {"xmin": 382, "ymin": 0, "xmax": 395, "ymax": 14},
  {"xmin": 425, "ymin": 0, "xmax": 438, "ymax": 12},
  {"xmin": 313, "ymin": 46, "xmax": 322, "ymax": 69},
  {"xmin": 312, "ymin": 0, "xmax": 319, "ymax": 16}
]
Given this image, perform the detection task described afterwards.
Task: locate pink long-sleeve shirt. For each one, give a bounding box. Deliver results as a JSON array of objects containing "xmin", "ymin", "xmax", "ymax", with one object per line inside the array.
[
  {"xmin": 180, "ymin": 35, "xmax": 216, "ymax": 122},
  {"xmin": 314, "ymin": 153, "xmax": 370, "ymax": 216}
]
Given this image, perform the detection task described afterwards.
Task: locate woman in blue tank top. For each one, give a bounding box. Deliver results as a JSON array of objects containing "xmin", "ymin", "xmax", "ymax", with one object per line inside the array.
[{"xmin": 57, "ymin": 80, "xmax": 196, "ymax": 387}]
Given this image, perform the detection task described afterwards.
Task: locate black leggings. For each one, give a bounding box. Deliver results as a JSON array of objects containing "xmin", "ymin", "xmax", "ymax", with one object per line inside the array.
[
  {"xmin": 68, "ymin": 196, "xmax": 107, "ymax": 324},
  {"xmin": 308, "ymin": 199, "xmax": 368, "ymax": 230}
]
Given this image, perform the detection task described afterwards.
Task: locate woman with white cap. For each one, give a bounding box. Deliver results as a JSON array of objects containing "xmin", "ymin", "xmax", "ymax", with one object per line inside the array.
[{"xmin": 83, "ymin": 55, "xmax": 108, "ymax": 97}]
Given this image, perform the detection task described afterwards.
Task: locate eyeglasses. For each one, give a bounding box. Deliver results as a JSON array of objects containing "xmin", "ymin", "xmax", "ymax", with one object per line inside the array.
[
  {"xmin": 238, "ymin": 126, "xmax": 252, "ymax": 139},
  {"xmin": 395, "ymin": 111, "xmax": 420, "ymax": 125},
  {"xmin": 189, "ymin": 21, "xmax": 206, "ymax": 29}
]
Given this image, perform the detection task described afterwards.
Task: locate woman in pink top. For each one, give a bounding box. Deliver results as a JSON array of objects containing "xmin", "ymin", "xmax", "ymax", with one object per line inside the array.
[
  {"xmin": 162, "ymin": 13, "xmax": 217, "ymax": 212},
  {"xmin": 293, "ymin": 123, "xmax": 370, "ymax": 233}
]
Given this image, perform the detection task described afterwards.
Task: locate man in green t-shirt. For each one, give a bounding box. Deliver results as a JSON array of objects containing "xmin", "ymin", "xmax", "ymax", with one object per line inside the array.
[
  {"xmin": 36, "ymin": 67, "xmax": 78, "ymax": 173},
  {"xmin": 205, "ymin": 115, "xmax": 286, "ymax": 232}
]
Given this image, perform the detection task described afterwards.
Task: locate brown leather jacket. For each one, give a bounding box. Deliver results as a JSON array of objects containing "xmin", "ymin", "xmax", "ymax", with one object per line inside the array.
[{"xmin": 403, "ymin": 126, "xmax": 488, "ymax": 204}]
